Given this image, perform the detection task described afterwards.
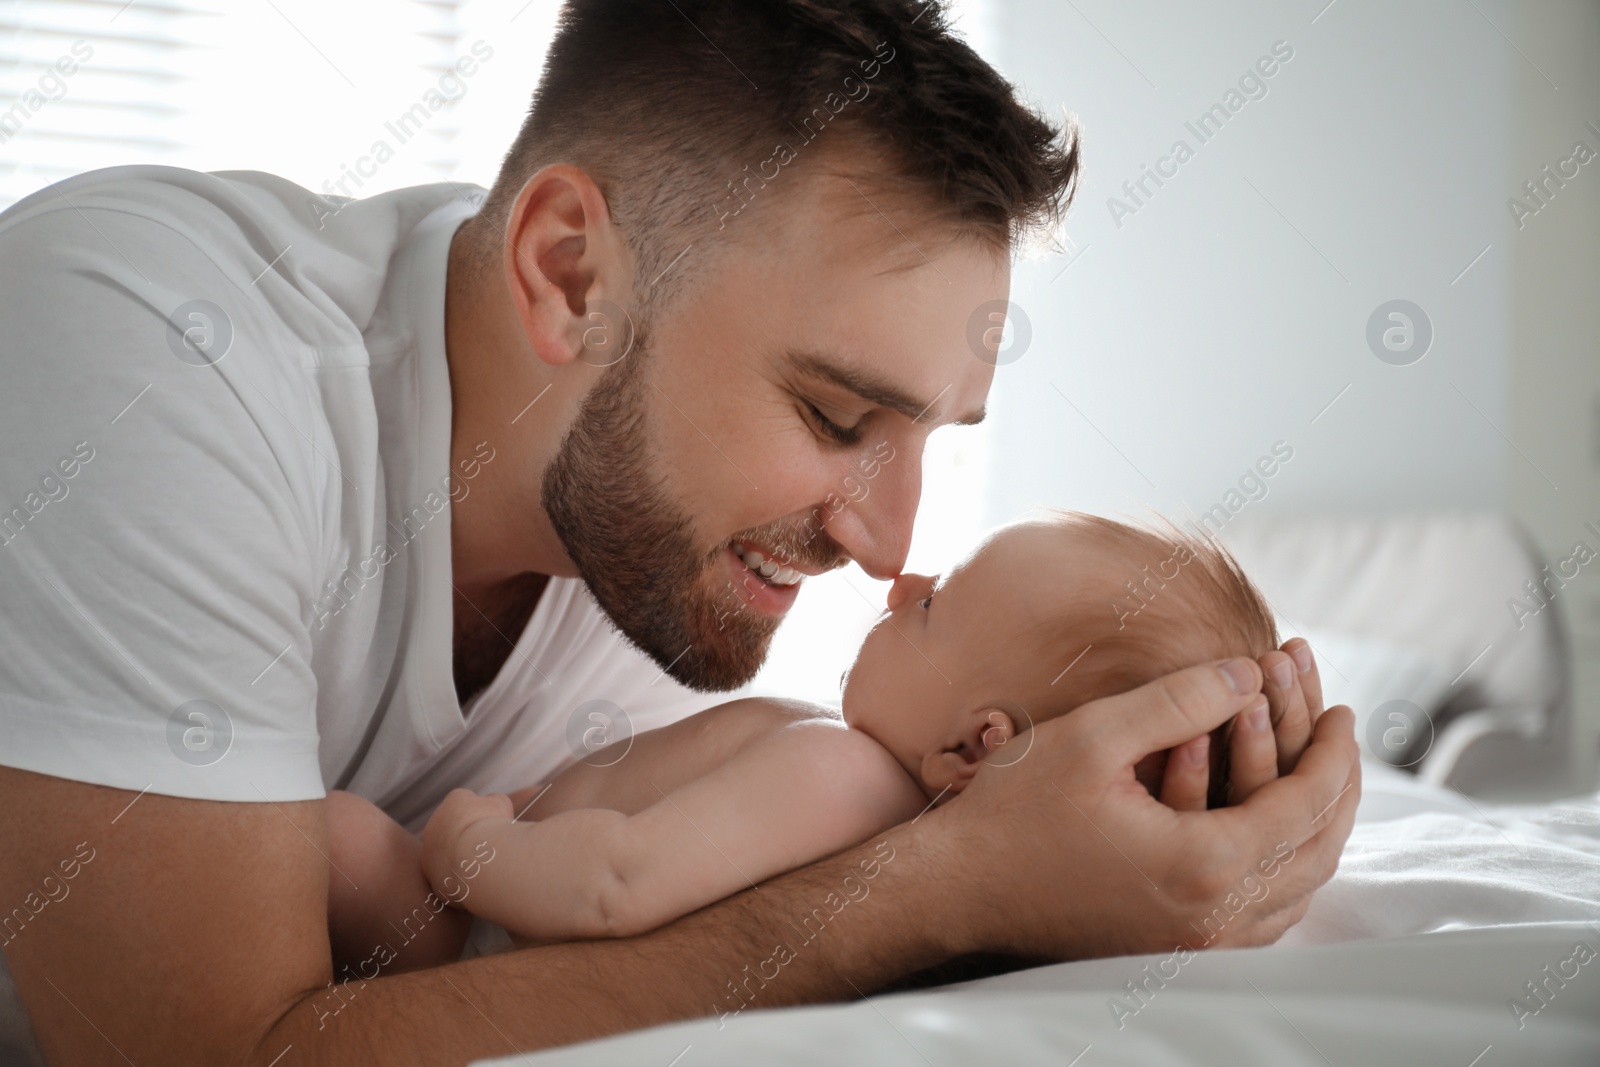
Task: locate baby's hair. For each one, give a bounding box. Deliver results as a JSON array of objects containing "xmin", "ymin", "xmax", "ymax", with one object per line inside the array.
[{"xmin": 1041, "ymin": 510, "xmax": 1280, "ymax": 805}]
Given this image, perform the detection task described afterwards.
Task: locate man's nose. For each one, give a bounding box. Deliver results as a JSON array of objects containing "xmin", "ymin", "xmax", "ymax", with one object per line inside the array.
[
  {"xmin": 823, "ymin": 446, "xmax": 922, "ymax": 581},
  {"xmin": 885, "ymin": 572, "xmax": 937, "ymax": 612}
]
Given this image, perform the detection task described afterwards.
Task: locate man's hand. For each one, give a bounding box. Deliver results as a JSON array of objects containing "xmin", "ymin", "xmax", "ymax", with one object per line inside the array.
[
  {"xmin": 1156, "ymin": 635, "xmax": 1329, "ymax": 810},
  {"xmin": 1261, "ymin": 636, "xmax": 1325, "ymax": 773},
  {"xmin": 934, "ymin": 656, "xmax": 1360, "ymax": 960}
]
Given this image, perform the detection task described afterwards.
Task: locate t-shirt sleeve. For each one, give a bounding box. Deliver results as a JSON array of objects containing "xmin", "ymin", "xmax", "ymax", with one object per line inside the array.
[{"xmin": 0, "ymin": 199, "xmax": 327, "ymax": 801}]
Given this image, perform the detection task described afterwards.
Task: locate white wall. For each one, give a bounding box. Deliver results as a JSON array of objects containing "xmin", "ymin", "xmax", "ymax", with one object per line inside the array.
[
  {"xmin": 986, "ymin": 0, "xmax": 1516, "ymax": 527},
  {"xmin": 979, "ymin": 0, "xmax": 1598, "ymax": 788},
  {"xmin": 1505, "ymin": 3, "xmax": 1600, "ymax": 790}
]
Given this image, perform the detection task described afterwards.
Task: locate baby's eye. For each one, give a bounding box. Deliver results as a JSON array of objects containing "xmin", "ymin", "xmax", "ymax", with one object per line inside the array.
[{"xmin": 919, "ymin": 595, "xmax": 933, "ymax": 610}]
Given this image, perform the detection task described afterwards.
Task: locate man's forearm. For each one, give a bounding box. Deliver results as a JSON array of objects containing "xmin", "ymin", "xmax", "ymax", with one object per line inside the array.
[{"xmin": 257, "ymin": 819, "xmax": 959, "ymax": 1065}]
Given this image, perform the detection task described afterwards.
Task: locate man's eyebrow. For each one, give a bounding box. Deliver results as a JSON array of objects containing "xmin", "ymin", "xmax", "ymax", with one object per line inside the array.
[{"xmin": 788, "ymin": 352, "xmax": 986, "ymax": 426}]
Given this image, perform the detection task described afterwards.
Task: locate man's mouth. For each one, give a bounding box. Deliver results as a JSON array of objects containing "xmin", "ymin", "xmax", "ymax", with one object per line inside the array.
[{"xmin": 730, "ymin": 540, "xmax": 804, "ymax": 587}]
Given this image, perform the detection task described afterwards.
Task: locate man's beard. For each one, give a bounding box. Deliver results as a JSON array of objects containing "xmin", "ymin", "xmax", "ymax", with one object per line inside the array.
[{"xmin": 541, "ymin": 330, "xmax": 844, "ymax": 691}]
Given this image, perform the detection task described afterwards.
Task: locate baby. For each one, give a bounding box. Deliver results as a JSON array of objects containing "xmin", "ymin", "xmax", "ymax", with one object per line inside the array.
[{"xmin": 325, "ymin": 511, "xmax": 1279, "ymax": 972}]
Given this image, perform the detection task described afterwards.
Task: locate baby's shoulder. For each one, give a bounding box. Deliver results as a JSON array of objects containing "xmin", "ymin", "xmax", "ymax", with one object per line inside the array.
[
  {"xmin": 702, "ymin": 696, "xmax": 842, "ymax": 746},
  {"xmin": 772, "ymin": 723, "xmax": 926, "ymax": 830},
  {"xmin": 720, "ymin": 695, "xmax": 842, "ymax": 726},
  {"xmin": 761, "ymin": 717, "xmax": 917, "ymax": 797},
  {"xmin": 661, "ymin": 696, "xmax": 841, "ymax": 767}
]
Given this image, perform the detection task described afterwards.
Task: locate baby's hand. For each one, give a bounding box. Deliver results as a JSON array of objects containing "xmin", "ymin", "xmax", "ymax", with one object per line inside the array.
[{"xmin": 421, "ymin": 788, "xmax": 512, "ymax": 905}]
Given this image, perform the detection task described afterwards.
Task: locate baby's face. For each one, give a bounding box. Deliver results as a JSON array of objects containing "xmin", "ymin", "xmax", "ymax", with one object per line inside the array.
[{"xmin": 841, "ymin": 521, "xmax": 1104, "ymax": 792}]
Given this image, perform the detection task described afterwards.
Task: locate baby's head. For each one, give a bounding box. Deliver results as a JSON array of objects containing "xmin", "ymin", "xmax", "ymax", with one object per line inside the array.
[{"xmin": 840, "ymin": 511, "xmax": 1278, "ymax": 803}]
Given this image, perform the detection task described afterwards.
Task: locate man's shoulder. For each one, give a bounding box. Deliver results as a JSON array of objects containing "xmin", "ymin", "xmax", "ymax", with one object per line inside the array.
[
  {"xmin": 0, "ymin": 166, "xmax": 341, "ymax": 337},
  {"xmin": 1, "ymin": 165, "xmax": 291, "ymax": 255},
  {"xmin": 0, "ymin": 165, "xmax": 478, "ymax": 313},
  {"xmin": 1, "ymin": 164, "xmax": 474, "ymax": 240}
]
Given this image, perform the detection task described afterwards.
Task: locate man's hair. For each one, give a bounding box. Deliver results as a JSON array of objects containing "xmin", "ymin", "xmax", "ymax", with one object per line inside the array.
[{"xmin": 468, "ymin": 0, "xmax": 1080, "ymax": 311}]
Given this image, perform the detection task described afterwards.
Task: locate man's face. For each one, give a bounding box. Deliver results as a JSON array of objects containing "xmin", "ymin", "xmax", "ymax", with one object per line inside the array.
[{"xmin": 544, "ymin": 169, "xmax": 1007, "ymax": 691}]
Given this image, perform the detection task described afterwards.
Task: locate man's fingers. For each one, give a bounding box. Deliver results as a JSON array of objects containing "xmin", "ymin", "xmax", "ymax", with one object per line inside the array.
[
  {"xmin": 1222, "ymin": 704, "xmax": 1359, "ymax": 853},
  {"xmin": 1198, "ymin": 715, "xmax": 1359, "ymax": 948},
  {"xmin": 1219, "ymin": 892, "xmax": 1314, "ymax": 948},
  {"xmin": 1285, "ymin": 637, "xmax": 1325, "ymax": 724},
  {"xmin": 1260, "ymin": 648, "xmax": 1312, "ymax": 775},
  {"xmin": 1160, "ymin": 735, "xmax": 1211, "ymax": 812},
  {"xmin": 1292, "ymin": 724, "xmax": 1361, "ymax": 874},
  {"xmin": 1081, "ymin": 658, "xmax": 1265, "ymax": 765},
  {"xmin": 1238, "ymin": 741, "xmax": 1360, "ymax": 946},
  {"xmin": 1226, "ymin": 696, "xmax": 1276, "ymax": 803}
]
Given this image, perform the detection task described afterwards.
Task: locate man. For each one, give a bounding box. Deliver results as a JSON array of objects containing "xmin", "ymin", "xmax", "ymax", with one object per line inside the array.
[{"xmin": 0, "ymin": 0, "xmax": 1359, "ymax": 1063}]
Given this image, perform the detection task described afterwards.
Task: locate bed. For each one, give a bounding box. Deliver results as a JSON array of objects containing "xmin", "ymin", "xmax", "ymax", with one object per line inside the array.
[
  {"xmin": 3, "ymin": 513, "xmax": 1597, "ymax": 1065},
  {"xmin": 478, "ymin": 763, "xmax": 1600, "ymax": 1067},
  {"xmin": 470, "ymin": 511, "xmax": 1600, "ymax": 1066},
  {"xmin": 1217, "ymin": 510, "xmax": 1586, "ymax": 798}
]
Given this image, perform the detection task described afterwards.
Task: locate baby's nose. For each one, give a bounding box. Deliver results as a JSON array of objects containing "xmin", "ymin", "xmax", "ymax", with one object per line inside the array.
[{"xmin": 885, "ymin": 572, "xmax": 937, "ymax": 612}]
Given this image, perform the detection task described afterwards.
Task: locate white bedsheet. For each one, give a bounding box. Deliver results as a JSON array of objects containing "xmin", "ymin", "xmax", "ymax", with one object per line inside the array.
[
  {"xmin": 476, "ymin": 764, "xmax": 1600, "ymax": 1067},
  {"xmin": 482, "ymin": 926, "xmax": 1600, "ymax": 1066},
  {"xmin": 4, "ymin": 768, "xmax": 1596, "ymax": 1064},
  {"xmin": 1281, "ymin": 763, "xmax": 1600, "ymax": 945}
]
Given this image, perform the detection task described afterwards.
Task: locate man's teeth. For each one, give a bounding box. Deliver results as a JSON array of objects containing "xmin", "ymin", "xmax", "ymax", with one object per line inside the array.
[{"xmin": 735, "ymin": 544, "xmax": 802, "ymax": 586}]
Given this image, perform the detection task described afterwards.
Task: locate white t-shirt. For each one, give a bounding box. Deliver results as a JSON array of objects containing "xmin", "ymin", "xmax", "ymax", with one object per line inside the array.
[{"xmin": 0, "ymin": 165, "xmax": 716, "ymax": 833}]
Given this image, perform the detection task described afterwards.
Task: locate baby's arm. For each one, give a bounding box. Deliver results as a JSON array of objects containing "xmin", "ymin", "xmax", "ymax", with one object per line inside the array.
[
  {"xmin": 422, "ymin": 716, "xmax": 926, "ymax": 942},
  {"xmin": 325, "ymin": 790, "xmax": 474, "ymax": 974},
  {"xmin": 509, "ymin": 697, "xmax": 832, "ymax": 820}
]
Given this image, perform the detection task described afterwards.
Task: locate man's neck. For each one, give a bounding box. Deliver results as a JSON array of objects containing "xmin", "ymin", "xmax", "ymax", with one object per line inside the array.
[
  {"xmin": 442, "ymin": 218, "xmax": 579, "ymax": 589},
  {"xmin": 443, "ymin": 221, "xmax": 576, "ymax": 705},
  {"xmin": 452, "ymin": 570, "xmax": 550, "ymax": 707}
]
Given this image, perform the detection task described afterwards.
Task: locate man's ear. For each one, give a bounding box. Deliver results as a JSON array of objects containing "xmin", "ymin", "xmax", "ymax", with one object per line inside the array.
[
  {"xmin": 919, "ymin": 706, "xmax": 1018, "ymax": 795},
  {"xmin": 502, "ymin": 163, "xmax": 631, "ymax": 368}
]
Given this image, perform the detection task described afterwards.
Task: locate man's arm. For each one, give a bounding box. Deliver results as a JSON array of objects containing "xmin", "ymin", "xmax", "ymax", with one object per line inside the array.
[
  {"xmin": 1, "ymin": 658, "xmax": 1357, "ymax": 1067},
  {"xmin": 0, "ymin": 762, "xmax": 948, "ymax": 1067}
]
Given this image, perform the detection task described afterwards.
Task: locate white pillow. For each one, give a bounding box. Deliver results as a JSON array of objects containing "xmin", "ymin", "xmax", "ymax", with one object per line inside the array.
[{"xmin": 1276, "ymin": 623, "xmax": 1456, "ymax": 768}]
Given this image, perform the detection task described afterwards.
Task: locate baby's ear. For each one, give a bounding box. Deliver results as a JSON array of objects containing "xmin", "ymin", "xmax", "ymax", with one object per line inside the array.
[{"xmin": 919, "ymin": 706, "xmax": 1018, "ymax": 795}]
